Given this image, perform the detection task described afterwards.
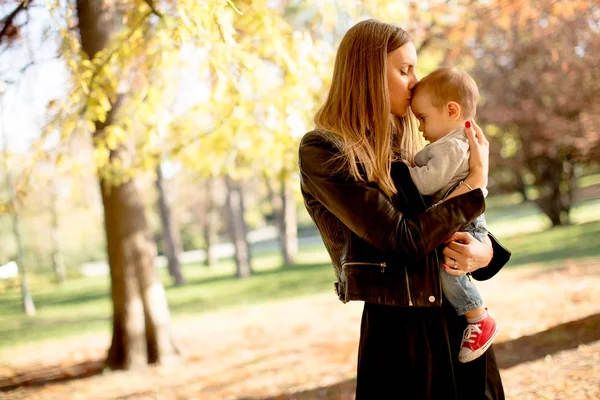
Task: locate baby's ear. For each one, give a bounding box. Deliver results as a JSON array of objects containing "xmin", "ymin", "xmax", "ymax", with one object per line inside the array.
[{"xmin": 447, "ymin": 101, "xmax": 461, "ymax": 120}]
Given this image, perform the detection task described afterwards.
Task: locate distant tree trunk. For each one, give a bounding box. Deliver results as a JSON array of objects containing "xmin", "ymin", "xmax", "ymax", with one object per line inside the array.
[
  {"xmin": 50, "ymin": 184, "xmax": 67, "ymax": 285},
  {"xmin": 265, "ymin": 174, "xmax": 282, "ymax": 221},
  {"xmin": 225, "ymin": 176, "xmax": 252, "ymax": 278},
  {"xmin": 155, "ymin": 165, "xmax": 184, "ymax": 286},
  {"xmin": 266, "ymin": 174, "xmax": 298, "ymax": 266},
  {"xmin": 529, "ymin": 155, "xmax": 572, "ymax": 227},
  {"xmin": 2, "ymin": 120, "xmax": 35, "ymax": 315},
  {"xmin": 11, "ymin": 213, "xmax": 36, "ymax": 316},
  {"xmin": 514, "ymin": 168, "xmax": 529, "ymax": 203},
  {"xmin": 77, "ymin": 0, "xmax": 178, "ymax": 369},
  {"xmin": 203, "ymin": 178, "xmax": 218, "ymax": 267},
  {"xmin": 238, "ymin": 179, "xmax": 252, "ymax": 262},
  {"xmin": 279, "ymin": 175, "xmax": 298, "ymax": 265}
]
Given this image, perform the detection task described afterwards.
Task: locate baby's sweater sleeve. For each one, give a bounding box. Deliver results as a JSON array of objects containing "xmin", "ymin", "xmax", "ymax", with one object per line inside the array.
[{"xmin": 408, "ymin": 142, "xmax": 466, "ymax": 196}]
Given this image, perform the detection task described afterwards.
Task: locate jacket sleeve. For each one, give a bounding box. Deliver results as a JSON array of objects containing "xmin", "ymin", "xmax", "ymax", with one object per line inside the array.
[
  {"xmin": 471, "ymin": 232, "xmax": 511, "ymax": 281},
  {"xmin": 298, "ymin": 132, "xmax": 485, "ymax": 264}
]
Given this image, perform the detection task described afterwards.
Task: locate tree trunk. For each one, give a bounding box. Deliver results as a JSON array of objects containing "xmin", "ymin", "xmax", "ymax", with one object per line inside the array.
[
  {"xmin": 155, "ymin": 165, "xmax": 184, "ymax": 286},
  {"xmin": 529, "ymin": 155, "xmax": 572, "ymax": 227},
  {"xmin": 279, "ymin": 175, "xmax": 298, "ymax": 265},
  {"xmin": 266, "ymin": 174, "xmax": 298, "ymax": 266},
  {"xmin": 101, "ymin": 170, "xmax": 178, "ymax": 369},
  {"xmin": 12, "ymin": 213, "xmax": 36, "ymax": 316},
  {"xmin": 203, "ymin": 178, "xmax": 218, "ymax": 268},
  {"xmin": 2, "ymin": 119, "xmax": 35, "ymax": 315},
  {"xmin": 513, "ymin": 167, "xmax": 529, "ymax": 203},
  {"xmin": 77, "ymin": 0, "xmax": 178, "ymax": 369},
  {"xmin": 50, "ymin": 184, "xmax": 67, "ymax": 285},
  {"xmin": 225, "ymin": 176, "xmax": 252, "ymax": 278}
]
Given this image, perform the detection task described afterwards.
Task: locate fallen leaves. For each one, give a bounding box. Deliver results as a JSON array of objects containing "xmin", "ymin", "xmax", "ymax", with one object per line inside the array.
[{"xmin": 1, "ymin": 262, "xmax": 599, "ymax": 399}]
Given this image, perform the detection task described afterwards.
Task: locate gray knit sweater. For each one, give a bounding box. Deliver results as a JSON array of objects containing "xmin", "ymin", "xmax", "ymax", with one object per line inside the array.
[{"xmin": 408, "ymin": 126, "xmax": 488, "ymax": 203}]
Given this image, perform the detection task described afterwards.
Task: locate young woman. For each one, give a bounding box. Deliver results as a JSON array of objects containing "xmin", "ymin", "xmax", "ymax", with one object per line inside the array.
[{"xmin": 299, "ymin": 19, "xmax": 510, "ymax": 399}]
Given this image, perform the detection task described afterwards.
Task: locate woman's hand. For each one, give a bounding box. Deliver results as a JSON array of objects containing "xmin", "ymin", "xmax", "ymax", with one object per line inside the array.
[
  {"xmin": 464, "ymin": 120, "xmax": 490, "ymax": 189},
  {"xmin": 441, "ymin": 231, "xmax": 493, "ymax": 276}
]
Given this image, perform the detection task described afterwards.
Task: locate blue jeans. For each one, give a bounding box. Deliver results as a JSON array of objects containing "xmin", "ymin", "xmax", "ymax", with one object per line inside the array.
[
  {"xmin": 465, "ymin": 215, "xmax": 487, "ymax": 243},
  {"xmin": 441, "ymin": 217, "xmax": 487, "ymax": 315}
]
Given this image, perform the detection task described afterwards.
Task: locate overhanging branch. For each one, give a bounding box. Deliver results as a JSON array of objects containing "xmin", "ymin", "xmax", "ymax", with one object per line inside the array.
[{"xmin": 0, "ymin": 0, "xmax": 33, "ymax": 44}]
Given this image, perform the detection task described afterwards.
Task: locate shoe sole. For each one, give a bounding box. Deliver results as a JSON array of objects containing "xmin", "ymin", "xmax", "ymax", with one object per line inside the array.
[{"xmin": 458, "ymin": 325, "xmax": 499, "ymax": 363}]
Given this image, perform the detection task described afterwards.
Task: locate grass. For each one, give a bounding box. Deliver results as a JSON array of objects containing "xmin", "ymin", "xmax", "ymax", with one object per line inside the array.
[
  {"xmin": 1, "ymin": 192, "xmax": 599, "ymax": 351},
  {"xmin": 502, "ymin": 219, "xmax": 600, "ymax": 267},
  {"xmin": 0, "ymin": 245, "xmax": 333, "ymax": 350}
]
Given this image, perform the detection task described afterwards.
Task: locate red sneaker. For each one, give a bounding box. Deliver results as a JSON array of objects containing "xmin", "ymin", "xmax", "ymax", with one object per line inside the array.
[{"xmin": 458, "ymin": 313, "xmax": 499, "ymax": 363}]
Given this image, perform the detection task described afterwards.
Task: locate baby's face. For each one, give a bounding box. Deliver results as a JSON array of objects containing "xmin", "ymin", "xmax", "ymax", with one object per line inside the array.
[{"xmin": 410, "ymin": 92, "xmax": 451, "ymax": 143}]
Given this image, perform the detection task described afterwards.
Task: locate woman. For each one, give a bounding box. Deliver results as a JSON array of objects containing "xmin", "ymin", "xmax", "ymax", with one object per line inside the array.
[{"xmin": 298, "ymin": 20, "xmax": 511, "ymax": 399}]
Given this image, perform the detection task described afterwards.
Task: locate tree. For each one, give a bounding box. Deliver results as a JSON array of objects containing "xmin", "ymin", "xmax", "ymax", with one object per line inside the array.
[
  {"xmin": 266, "ymin": 172, "xmax": 297, "ymax": 265},
  {"xmin": 49, "ymin": 181, "xmax": 67, "ymax": 284},
  {"xmin": 1, "ymin": 0, "xmax": 359, "ymax": 334},
  {"xmin": 202, "ymin": 178, "xmax": 219, "ymax": 268},
  {"xmin": 225, "ymin": 175, "xmax": 252, "ymax": 278},
  {"xmin": 76, "ymin": 0, "xmax": 181, "ymax": 369},
  {"xmin": 155, "ymin": 164, "xmax": 184, "ymax": 286},
  {"xmin": 1, "ymin": 0, "xmax": 258, "ymax": 369},
  {"xmin": 467, "ymin": 1, "xmax": 600, "ymax": 226},
  {"xmin": 0, "ymin": 119, "xmax": 35, "ymax": 315}
]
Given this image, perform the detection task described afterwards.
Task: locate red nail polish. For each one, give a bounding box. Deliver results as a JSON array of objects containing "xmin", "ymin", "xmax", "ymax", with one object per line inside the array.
[
  {"xmin": 465, "ymin": 121, "xmax": 471, "ymax": 128},
  {"xmin": 442, "ymin": 264, "xmax": 448, "ymax": 269}
]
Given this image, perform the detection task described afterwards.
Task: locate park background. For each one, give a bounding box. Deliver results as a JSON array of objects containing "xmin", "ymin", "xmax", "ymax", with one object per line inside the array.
[{"xmin": 0, "ymin": 0, "xmax": 599, "ymax": 399}]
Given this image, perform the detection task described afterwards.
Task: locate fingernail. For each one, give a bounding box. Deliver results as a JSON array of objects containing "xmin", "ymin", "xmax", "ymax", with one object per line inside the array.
[
  {"xmin": 465, "ymin": 121, "xmax": 471, "ymax": 128},
  {"xmin": 442, "ymin": 264, "xmax": 448, "ymax": 269}
]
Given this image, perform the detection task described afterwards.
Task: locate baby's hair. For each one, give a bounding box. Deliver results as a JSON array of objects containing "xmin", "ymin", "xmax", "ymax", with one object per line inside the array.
[{"xmin": 413, "ymin": 67, "xmax": 479, "ymax": 119}]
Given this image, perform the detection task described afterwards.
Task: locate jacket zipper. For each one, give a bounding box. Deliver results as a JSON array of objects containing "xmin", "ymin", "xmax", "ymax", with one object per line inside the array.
[
  {"xmin": 434, "ymin": 250, "xmax": 442, "ymax": 305},
  {"xmin": 403, "ymin": 268, "xmax": 414, "ymax": 306},
  {"xmin": 342, "ymin": 261, "xmax": 387, "ymax": 273}
]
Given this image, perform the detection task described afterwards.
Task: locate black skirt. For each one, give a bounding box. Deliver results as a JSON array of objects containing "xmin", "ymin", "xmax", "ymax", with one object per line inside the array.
[{"xmin": 356, "ymin": 299, "xmax": 504, "ymax": 400}]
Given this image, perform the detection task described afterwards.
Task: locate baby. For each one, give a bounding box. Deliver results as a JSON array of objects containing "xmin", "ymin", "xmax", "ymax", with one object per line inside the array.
[{"xmin": 407, "ymin": 67, "xmax": 499, "ymax": 363}]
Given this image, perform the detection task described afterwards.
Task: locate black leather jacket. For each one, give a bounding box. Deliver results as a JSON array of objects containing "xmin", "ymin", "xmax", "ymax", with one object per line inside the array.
[{"xmin": 299, "ymin": 130, "xmax": 511, "ymax": 307}]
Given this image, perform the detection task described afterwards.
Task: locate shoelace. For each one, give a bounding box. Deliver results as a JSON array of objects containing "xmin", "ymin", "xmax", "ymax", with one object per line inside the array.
[{"xmin": 462, "ymin": 323, "xmax": 482, "ymax": 344}]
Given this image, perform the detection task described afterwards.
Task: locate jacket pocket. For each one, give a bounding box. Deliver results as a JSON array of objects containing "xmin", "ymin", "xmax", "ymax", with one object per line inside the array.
[{"xmin": 339, "ymin": 261, "xmax": 412, "ymax": 306}]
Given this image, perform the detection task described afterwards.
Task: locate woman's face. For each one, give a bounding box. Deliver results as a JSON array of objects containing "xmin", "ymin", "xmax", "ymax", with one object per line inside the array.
[{"xmin": 387, "ymin": 42, "xmax": 418, "ymax": 117}]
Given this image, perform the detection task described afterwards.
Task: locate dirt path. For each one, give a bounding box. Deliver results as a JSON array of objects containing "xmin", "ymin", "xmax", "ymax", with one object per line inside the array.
[{"xmin": 2, "ymin": 260, "xmax": 600, "ymax": 400}]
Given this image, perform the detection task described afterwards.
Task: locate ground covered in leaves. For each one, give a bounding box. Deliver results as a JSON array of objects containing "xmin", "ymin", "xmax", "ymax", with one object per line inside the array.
[{"xmin": 1, "ymin": 260, "xmax": 599, "ymax": 400}]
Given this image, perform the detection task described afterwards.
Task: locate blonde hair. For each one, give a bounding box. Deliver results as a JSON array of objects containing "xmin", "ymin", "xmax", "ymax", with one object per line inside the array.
[
  {"xmin": 413, "ymin": 67, "xmax": 479, "ymax": 119},
  {"xmin": 314, "ymin": 19, "xmax": 421, "ymax": 197}
]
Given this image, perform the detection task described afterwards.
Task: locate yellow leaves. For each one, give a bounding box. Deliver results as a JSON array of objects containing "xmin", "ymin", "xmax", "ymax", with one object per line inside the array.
[
  {"xmin": 86, "ymin": 120, "xmax": 96, "ymax": 134},
  {"xmin": 104, "ymin": 125, "xmax": 127, "ymax": 150},
  {"xmin": 215, "ymin": 6, "xmax": 238, "ymax": 46},
  {"xmin": 93, "ymin": 142, "xmax": 110, "ymax": 168},
  {"xmin": 27, "ymin": 0, "xmax": 332, "ymax": 190}
]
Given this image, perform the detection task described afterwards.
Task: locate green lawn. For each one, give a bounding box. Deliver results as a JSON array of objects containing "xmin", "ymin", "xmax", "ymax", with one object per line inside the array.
[
  {"xmin": 0, "ymin": 246, "xmax": 333, "ymax": 350},
  {"xmin": 1, "ymin": 196, "xmax": 599, "ymax": 351}
]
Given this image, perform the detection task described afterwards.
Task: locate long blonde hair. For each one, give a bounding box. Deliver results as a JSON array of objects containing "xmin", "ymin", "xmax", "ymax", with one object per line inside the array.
[{"xmin": 314, "ymin": 19, "xmax": 422, "ymax": 197}]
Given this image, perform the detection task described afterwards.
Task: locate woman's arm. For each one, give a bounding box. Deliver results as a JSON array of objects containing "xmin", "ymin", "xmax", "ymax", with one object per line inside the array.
[
  {"xmin": 299, "ymin": 131, "xmax": 485, "ymax": 264},
  {"xmin": 441, "ymin": 231, "xmax": 511, "ymax": 280}
]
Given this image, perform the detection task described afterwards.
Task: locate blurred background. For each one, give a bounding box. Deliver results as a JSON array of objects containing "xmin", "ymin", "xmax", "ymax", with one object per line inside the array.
[{"xmin": 0, "ymin": 1, "xmax": 598, "ymax": 399}]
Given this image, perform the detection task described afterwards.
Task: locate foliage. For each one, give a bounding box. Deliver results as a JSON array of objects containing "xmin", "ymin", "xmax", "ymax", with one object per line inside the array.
[{"xmin": 465, "ymin": 0, "xmax": 600, "ymax": 224}]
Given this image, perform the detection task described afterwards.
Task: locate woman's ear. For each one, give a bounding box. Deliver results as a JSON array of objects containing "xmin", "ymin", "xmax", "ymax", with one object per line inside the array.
[{"xmin": 446, "ymin": 101, "xmax": 462, "ymax": 120}]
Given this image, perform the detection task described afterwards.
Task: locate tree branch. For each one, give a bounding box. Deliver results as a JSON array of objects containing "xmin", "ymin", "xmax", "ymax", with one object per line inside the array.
[
  {"xmin": 0, "ymin": 0, "xmax": 33, "ymax": 44},
  {"xmin": 143, "ymin": 0, "xmax": 163, "ymax": 19}
]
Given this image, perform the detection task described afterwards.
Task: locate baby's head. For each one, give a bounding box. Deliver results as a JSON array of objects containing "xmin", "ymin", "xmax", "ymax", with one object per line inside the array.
[{"xmin": 410, "ymin": 67, "xmax": 479, "ymax": 143}]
